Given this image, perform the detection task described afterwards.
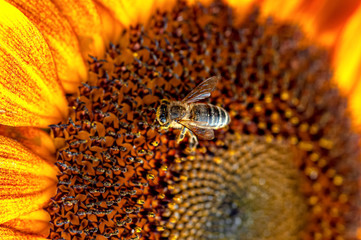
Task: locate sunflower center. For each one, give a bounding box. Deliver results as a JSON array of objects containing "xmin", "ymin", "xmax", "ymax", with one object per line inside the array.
[
  {"xmin": 46, "ymin": 1, "xmax": 359, "ymax": 239},
  {"xmin": 167, "ymin": 134, "xmax": 306, "ymax": 240},
  {"xmin": 205, "ymin": 195, "xmax": 243, "ymax": 239}
]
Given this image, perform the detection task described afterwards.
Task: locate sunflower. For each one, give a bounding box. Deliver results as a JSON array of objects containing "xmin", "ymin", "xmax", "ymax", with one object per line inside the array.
[{"xmin": 0, "ymin": 0, "xmax": 360, "ymax": 240}]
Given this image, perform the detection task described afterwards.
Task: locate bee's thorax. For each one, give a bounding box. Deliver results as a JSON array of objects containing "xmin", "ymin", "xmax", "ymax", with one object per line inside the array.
[{"xmin": 169, "ymin": 103, "xmax": 187, "ymax": 120}]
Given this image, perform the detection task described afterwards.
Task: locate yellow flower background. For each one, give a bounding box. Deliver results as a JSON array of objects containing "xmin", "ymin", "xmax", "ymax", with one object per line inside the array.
[{"xmin": 0, "ymin": 0, "xmax": 360, "ymax": 239}]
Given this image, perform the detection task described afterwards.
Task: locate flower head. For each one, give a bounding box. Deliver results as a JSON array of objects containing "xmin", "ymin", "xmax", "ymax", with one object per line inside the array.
[{"xmin": 0, "ymin": 0, "xmax": 360, "ymax": 239}]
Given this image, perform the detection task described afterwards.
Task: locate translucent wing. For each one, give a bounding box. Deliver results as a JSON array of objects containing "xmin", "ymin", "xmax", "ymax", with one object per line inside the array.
[
  {"xmin": 181, "ymin": 76, "xmax": 220, "ymax": 103},
  {"xmin": 178, "ymin": 120, "xmax": 215, "ymax": 140}
]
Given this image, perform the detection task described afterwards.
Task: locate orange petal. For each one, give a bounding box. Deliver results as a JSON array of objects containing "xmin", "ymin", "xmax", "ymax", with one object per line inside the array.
[
  {"xmin": 0, "ymin": 135, "xmax": 57, "ymax": 225},
  {"xmin": 94, "ymin": 0, "xmax": 152, "ymax": 27},
  {"xmin": 0, "ymin": 125, "xmax": 55, "ymax": 162},
  {"xmin": 226, "ymin": 0, "xmax": 258, "ymax": 24},
  {"xmin": 51, "ymin": 0, "xmax": 105, "ymax": 58},
  {"xmin": 296, "ymin": 0, "xmax": 360, "ymax": 46},
  {"xmin": 0, "ymin": 226, "xmax": 46, "ymax": 240},
  {"xmin": 0, "ymin": 1, "xmax": 68, "ymax": 127},
  {"xmin": 256, "ymin": 0, "xmax": 302, "ymax": 20},
  {"xmin": 332, "ymin": 3, "xmax": 361, "ymax": 128},
  {"xmin": 93, "ymin": 3, "xmax": 123, "ymax": 44},
  {"xmin": 1, "ymin": 210, "xmax": 50, "ymax": 238},
  {"xmin": 253, "ymin": 0, "xmax": 361, "ymax": 47},
  {"xmin": 5, "ymin": 0, "xmax": 87, "ymax": 93},
  {"xmin": 94, "ymin": 0, "xmax": 176, "ymax": 42},
  {"xmin": 333, "ymin": 3, "xmax": 361, "ymax": 93}
]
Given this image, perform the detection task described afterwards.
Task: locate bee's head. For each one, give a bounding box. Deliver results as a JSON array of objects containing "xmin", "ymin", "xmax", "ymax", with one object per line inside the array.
[{"xmin": 156, "ymin": 99, "xmax": 170, "ymax": 125}]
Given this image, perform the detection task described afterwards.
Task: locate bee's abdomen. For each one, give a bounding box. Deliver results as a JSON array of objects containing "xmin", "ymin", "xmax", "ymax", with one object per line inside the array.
[{"xmin": 190, "ymin": 104, "xmax": 230, "ymax": 128}]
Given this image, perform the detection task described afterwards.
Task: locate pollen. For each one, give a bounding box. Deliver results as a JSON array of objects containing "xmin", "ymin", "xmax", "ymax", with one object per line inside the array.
[{"xmin": 46, "ymin": 1, "xmax": 359, "ymax": 239}]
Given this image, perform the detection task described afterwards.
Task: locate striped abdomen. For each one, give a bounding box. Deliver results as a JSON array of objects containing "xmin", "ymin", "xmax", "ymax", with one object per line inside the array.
[{"xmin": 190, "ymin": 103, "xmax": 230, "ymax": 128}]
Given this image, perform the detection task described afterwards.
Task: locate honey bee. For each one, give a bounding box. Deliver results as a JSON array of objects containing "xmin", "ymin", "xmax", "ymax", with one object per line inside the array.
[{"xmin": 156, "ymin": 76, "xmax": 230, "ymax": 151}]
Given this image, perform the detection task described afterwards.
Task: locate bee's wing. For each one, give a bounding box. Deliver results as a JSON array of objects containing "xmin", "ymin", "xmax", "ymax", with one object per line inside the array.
[
  {"xmin": 178, "ymin": 120, "xmax": 215, "ymax": 140},
  {"xmin": 181, "ymin": 76, "xmax": 220, "ymax": 103}
]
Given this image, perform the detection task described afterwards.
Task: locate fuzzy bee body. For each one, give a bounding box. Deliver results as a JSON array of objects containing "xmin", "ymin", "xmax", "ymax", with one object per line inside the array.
[
  {"xmin": 156, "ymin": 76, "xmax": 230, "ymax": 151},
  {"xmin": 190, "ymin": 103, "xmax": 230, "ymax": 129}
]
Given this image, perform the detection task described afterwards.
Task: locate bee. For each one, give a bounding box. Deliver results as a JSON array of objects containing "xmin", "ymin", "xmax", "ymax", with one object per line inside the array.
[{"xmin": 156, "ymin": 76, "xmax": 230, "ymax": 151}]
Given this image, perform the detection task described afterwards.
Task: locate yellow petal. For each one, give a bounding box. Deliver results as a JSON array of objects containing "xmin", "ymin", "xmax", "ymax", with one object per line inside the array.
[
  {"xmin": 5, "ymin": 0, "xmax": 87, "ymax": 92},
  {"xmin": 0, "ymin": 135, "xmax": 57, "ymax": 224},
  {"xmin": 51, "ymin": 0, "xmax": 105, "ymax": 58},
  {"xmin": 253, "ymin": 0, "xmax": 361, "ymax": 47},
  {"xmin": 226, "ymin": 0, "xmax": 258, "ymax": 24},
  {"xmin": 1, "ymin": 210, "xmax": 50, "ymax": 237},
  {"xmin": 0, "ymin": 226, "xmax": 46, "ymax": 240},
  {"xmin": 332, "ymin": 3, "xmax": 361, "ymax": 127},
  {"xmin": 94, "ymin": 0, "xmax": 176, "ymax": 42},
  {"xmin": 95, "ymin": 0, "xmax": 151, "ymax": 27},
  {"xmin": 0, "ymin": 1, "xmax": 68, "ymax": 127},
  {"xmin": 257, "ymin": 0, "xmax": 301, "ymax": 20},
  {"xmin": 0, "ymin": 125, "xmax": 55, "ymax": 162},
  {"xmin": 333, "ymin": 3, "xmax": 361, "ymax": 93},
  {"xmin": 296, "ymin": 0, "xmax": 360, "ymax": 45},
  {"xmin": 92, "ymin": 2, "xmax": 125, "ymax": 44}
]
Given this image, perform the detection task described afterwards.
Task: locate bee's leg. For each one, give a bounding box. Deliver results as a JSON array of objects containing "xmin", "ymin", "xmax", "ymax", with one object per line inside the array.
[
  {"xmin": 176, "ymin": 127, "xmax": 187, "ymax": 144},
  {"xmin": 188, "ymin": 131, "xmax": 198, "ymax": 152},
  {"xmin": 159, "ymin": 122, "xmax": 170, "ymax": 131}
]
